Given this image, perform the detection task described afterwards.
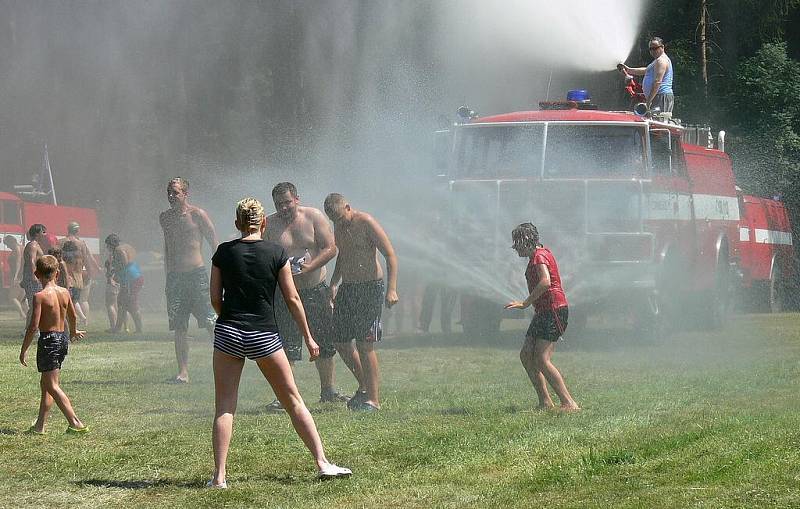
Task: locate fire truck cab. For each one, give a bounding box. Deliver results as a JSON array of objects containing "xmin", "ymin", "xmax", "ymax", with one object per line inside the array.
[{"xmin": 435, "ymin": 93, "xmax": 746, "ymax": 337}]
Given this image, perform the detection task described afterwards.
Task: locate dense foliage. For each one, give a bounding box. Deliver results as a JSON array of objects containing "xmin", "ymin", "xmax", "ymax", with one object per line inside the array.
[{"xmin": 639, "ymin": 1, "xmax": 800, "ymax": 205}]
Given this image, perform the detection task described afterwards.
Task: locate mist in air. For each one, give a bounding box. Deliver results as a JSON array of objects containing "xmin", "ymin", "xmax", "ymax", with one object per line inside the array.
[{"xmin": 0, "ymin": 1, "xmax": 646, "ymax": 316}]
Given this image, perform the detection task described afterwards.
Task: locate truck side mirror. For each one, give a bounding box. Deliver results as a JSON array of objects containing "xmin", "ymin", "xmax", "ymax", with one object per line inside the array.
[{"xmin": 433, "ymin": 129, "xmax": 452, "ymax": 175}]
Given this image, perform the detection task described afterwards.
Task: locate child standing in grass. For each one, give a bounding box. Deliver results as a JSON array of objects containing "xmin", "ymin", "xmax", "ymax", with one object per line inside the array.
[
  {"xmin": 505, "ymin": 223, "xmax": 579, "ymax": 412},
  {"xmin": 19, "ymin": 255, "xmax": 87, "ymax": 434}
]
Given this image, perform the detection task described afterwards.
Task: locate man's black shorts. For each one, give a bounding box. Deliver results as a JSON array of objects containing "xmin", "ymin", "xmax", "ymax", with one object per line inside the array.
[
  {"xmin": 526, "ymin": 306, "xmax": 568, "ymax": 342},
  {"xmin": 333, "ymin": 280, "xmax": 384, "ymax": 344},
  {"xmin": 36, "ymin": 330, "xmax": 69, "ymax": 373},
  {"xmin": 166, "ymin": 267, "xmax": 216, "ymax": 332},
  {"xmin": 275, "ymin": 282, "xmax": 335, "ymax": 361}
]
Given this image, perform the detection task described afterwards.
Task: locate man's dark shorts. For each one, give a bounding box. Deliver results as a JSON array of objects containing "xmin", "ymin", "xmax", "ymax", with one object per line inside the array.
[
  {"xmin": 37, "ymin": 330, "xmax": 69, "ymax": 372},
  {"xmin": 21, "ymin": 277, "xmax": 42, "ymax": 308},
  {"xmin": 166, "ymin": 267, "xmax": 216, "ymax": 332},
  {"xmin": 526, "ymin": 306, "xmax": 569, "ymax": 343},
  {"xmin": 652, "ymin": 92, "xmax": 674, "ymax": 114},
  {"xmin": 333, "ymin": 280, "xmax": 384, "ymax": 344},
  {"xmin": 275, "ymin": 281, "xmax": 335, "ymax": 361}
]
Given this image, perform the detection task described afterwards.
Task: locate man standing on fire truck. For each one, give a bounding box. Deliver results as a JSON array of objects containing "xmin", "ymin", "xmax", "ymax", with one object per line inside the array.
[
  {"xmin": 619, "ymin": 37, "xmax": 674, "ymax": 114},
  {"xmin": 160, "ymin": 177, "xmax": 218, "ymax": 384}
]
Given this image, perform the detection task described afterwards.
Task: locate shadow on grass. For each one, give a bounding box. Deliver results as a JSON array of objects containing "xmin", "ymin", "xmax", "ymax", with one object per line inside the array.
[
  {"xmin": 78, "ymin": 478, "xmax": 202, "ymax": 489},
  {"xmin": 0, "ymin": 428, "xmax": 19, "ymax": 435}
]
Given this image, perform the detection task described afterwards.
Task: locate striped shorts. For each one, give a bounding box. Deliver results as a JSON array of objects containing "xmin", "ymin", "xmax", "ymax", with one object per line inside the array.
[{"xmin": 213, "ymin": 321, "xmax": 284, "ymax": 360}]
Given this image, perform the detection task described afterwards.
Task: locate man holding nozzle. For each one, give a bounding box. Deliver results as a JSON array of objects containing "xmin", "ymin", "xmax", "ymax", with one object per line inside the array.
[{"xmin": 618, "ymin": 37, "xmax": 674, "ymax": 114}]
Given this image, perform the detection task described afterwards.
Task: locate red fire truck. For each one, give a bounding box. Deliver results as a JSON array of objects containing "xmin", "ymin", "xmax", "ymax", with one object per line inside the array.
[
  {"xmin": 0, "ymin": 191, "xmax": 100, "ymax": 289},
  {"xmin": 737, "ymin": 193, "xmax": 794, "ymax": 312},
  {"xmin": 434, "ymin": 91, "xmax": 793, "ymax": 337}
]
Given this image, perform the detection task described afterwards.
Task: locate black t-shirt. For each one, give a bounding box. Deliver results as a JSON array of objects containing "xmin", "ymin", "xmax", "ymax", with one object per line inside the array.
[{"xmin": 211, "ymin": 238, "xmax": 289, "ymax": 332}]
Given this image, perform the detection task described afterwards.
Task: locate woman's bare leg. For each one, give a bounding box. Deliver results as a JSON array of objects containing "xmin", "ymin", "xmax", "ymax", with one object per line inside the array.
[
  {"xmin": 212, "ymin": 350, "xmax": 245, "ymax": 486},
  {"xmin": 255, "ymin": 350, "xmax": 329, "ymax": 469}
]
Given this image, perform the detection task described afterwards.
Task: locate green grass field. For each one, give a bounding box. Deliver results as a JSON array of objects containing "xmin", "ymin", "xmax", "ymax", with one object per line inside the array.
[{"xmin": 0, "ymin": 310, "xmax": 799, "ymax": 508}]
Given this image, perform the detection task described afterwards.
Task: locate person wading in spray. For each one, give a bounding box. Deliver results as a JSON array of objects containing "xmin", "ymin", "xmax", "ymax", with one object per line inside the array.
[
  {"xmin": 323, "ymin": 193, "xmax": 399, "ymax": 412},
  {"xmin": 505, "ymin": 223, "xmax": 579, "ymax": 412},
  {"xmin": 208, "ymin": 197, "xmax": 351, "ymax": 487},
  {"xmin": 160, "ymin": 177, "xmax": 218, "ymax": 383},
  {"xmin": 265, "ymin": 182, "xmax": 348, "ymax": 412}
]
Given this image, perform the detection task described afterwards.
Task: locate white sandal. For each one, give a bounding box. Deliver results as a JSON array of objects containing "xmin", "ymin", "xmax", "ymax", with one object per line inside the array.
[{"xmin": 318, "ymin": 463, "xmax": 352, "ymax": 480}]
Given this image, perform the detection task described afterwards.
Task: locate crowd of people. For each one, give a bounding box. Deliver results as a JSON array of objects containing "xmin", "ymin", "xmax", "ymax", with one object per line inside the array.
[{"xmin": 5, "ymin": 176, "xmax": 579, "ymax": 486}]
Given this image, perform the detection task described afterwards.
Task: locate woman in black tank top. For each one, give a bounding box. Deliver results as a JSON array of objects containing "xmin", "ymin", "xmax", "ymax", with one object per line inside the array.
[{"xmin": 207, "ymin": 197, "xmax": 351, "ymax": 488}]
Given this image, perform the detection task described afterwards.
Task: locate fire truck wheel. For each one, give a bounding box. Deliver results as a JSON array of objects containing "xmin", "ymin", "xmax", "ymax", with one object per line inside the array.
[
  {"xmin": 460, "ymin": 295, "xmax": 502, "ymax": 339},
  {"xmin": 699, "ymin": 248, "xmax": 731, "ymax": 330},
  {"xmin": 769, "ymin": 262, "xmax": 786, "ymax": 313},
  {"xmin": 634, "ymin": 255, "xmax": 680, "ymax": 341},
  {"xmin": 562, "ymin": 308, "xmax": 587, "ymax": 341}
]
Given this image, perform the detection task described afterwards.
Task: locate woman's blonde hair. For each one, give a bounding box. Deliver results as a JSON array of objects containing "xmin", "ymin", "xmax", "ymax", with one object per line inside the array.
[{"xmin": 236, "ymin": 197, "xmax": 265, "ymax": 232}]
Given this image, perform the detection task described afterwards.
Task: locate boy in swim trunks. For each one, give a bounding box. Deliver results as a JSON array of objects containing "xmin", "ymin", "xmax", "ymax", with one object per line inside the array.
[
  {"xmin": 505, "ymin": 223, "xmax": 579, "ymax": 412},
  {"xmin": 19, "ymin": 255, "xmax": 87, "ymax": 434},
  {"xmin": 323, "ymin": 193, "xmax": 399, "ymax": 411}
]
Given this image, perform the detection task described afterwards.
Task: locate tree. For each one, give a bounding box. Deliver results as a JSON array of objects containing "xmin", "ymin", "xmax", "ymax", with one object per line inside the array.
[{"xmin": 728, "ymin": 43, "xmax": 800, "ymax": 208}]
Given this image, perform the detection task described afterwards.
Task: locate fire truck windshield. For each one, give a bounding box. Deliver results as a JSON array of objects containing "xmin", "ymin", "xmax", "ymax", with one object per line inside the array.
[
  {"xmin": 455, "ymin": 125, "xmax": 544, "ymax": 178},
  {"xmin": 544, "ymin": 125, "xmax": 644, "ymax": 178},
  {"xmin": 1, "ymin": 200, "xmax": 21, "ymax": 226}
]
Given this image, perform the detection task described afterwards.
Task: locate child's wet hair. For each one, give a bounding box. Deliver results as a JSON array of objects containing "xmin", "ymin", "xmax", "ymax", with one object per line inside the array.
[
  {"xmin": 512, "ymin": 222, "xmax": 540, "ymax": 250},
  {"xmin": 36, "ymin": 255, "xmax": 59, "ymax": 280}
]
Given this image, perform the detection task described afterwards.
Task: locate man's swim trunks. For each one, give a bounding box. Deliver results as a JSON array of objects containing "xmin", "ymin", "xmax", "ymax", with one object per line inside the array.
[
  {"xmin": 21, "ymin": 275, "xmax": 42, "ymax": 307},
  {"xmin": 166, "ymin": 267, "xmax": 216, "ymax": 332},
  {"xmin": 275, "ymin": 281, "xmax": 335, "ymax": 361},
  {"xmin": 332, "ymin": 279, "xmax": 384, "ymax": 344},
  {"xmin": 36, "ymin": 330, "xmax": 69, "ymax": 372}
]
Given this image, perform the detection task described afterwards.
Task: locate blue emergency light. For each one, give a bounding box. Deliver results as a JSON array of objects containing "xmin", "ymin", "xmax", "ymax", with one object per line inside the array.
[{"xmin": 566, "ymin": 89, "xmax": 591, "ymax": 102}]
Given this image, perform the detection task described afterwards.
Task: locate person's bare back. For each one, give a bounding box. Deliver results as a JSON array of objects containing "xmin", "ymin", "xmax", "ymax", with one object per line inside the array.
[{"xmin": 35, "ymin": 284, "xmax": 72, "ymax": 332}]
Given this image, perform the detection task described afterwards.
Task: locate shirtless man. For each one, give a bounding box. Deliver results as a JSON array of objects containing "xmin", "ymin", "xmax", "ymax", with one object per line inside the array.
[
  {"xmin": 159, "ymin": 177, "xmax": 218, "ymax": 383},
  {"xmin": 60, "ymin": 221, "xmax": 102, "ymax": 320},
  {"xmin": 323, "ymin": 193, "xmax": 399, "ymax": 411},
  {"xmin": 266, "ymin": 182, "xmax": 347, "ymax": 410},
  {"xmin": 3, "ymin": 234, "xmax": 27, "ymax": 318},
  {"xmin": 21, "ymin": 224, "xmax": 47, "ymax": 320}
]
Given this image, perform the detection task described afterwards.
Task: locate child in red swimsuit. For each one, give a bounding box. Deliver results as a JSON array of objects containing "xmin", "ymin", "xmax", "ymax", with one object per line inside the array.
[{"xmin": 505, "ymin": 223, "xmax": 579, "ymax": 412}]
